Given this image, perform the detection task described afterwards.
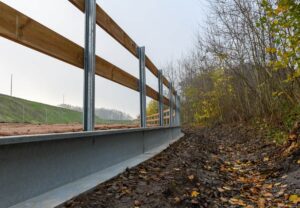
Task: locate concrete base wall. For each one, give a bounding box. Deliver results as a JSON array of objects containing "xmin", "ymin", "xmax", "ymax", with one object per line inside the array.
[{"xmin": 0, "ymin": 127, "xmax": 182, "ymax": 208}]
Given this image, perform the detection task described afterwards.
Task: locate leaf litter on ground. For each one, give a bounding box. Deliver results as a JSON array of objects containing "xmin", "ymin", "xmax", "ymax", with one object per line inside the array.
[{"xmin": 60, "ymin": 123, "xmax": 300, "ymax": 208}]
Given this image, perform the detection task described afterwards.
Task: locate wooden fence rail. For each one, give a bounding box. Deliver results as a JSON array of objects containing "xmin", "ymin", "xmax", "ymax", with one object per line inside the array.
[
  {"xmin": 146, "ymin": 109, "xmax": 175, "ymax": 126},
  {"xmin": 69, "ymin": 0, "xmax": 174, "ymax": 92},
  {"xmin": 0, "ymin": 2, "xmax": 173, "ymax": 105},
  {"xmin": 0, "ymin": 1, "xmax": 180, "ymax": 130},
  {"xmin": 0, "ymin": 2, "xmax": 175, "ymax": 106}
]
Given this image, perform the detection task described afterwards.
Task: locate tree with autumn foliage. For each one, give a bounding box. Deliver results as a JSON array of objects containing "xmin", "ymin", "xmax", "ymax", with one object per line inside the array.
[
  {"xmin": 147, "ymin": 100, "xmax": 159, "ymax": 116},
  {"xmin": 261, "ymin": 0, "xmax": 300, "ymax": 82},
  {"xmin": 174, "ymin": 0, "xmax": 300, "ymax": 130}
]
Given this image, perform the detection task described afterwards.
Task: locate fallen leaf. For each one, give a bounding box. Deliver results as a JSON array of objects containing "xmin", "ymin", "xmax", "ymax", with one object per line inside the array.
[
  {"xmin": 229, "ymin": 198, "xmax": 239, "ymax": 204},
  {"xmin": 250, "ymin": 187, "xmax": 260, "ymax": 194},
  {"xmin": 274, "ymin": 182, "xmax": 281, "ymax": 186},
  {"xmin": 289, "ymin": 134, "xmax": 297, "ymax": 140},
  {"xmin": 237, "ymin": 177, "xmax": 248, "ymax": 183},
  {"xmin": 276, "ymin": 189, "xmax": 285, "ymax": 197},
  {"xmin": 188, "ymin": 175, "xmax": 195, "ymax": 180},
  {"xmin": 139, "ymin": 169, "xmax": 147, "ymax": 174},
  {"xmin": 134, "ymin": 200, "xmax": 141, "ymax": 206},
  {"xmin": 223, "ymin": 186, "xmax": 232, "ymax": 191},
  {"xmin": 289, "ymin": 194, "xmax": 300, "ymax": 204},
  {"xmin": 281, "ymin": 184, "xmax": 288, "ymax": 188},
  {"xmin": 220, "ymin": 197, "xmax": 228, "ymax": 202},
  {"xmin": 174, "ymin": 197, "xmax": 180, "ymax": 204},
  {"xmin": 191, "ymin": 190, "xmax": 200, "ymax": 197},
  {"xmin": 262, "ymin": 184, "xmax": 273, "ymax": 189},
  {"xmin": 229, "ymin": 198, "xmax": 246, "ymax": 206},
  {"xmin": 217, "ymin": 187, "xmax": 225, "ymax": 192},
  {"xmin": 284, "ymin": 193, "xmax": 289, "ymax": 200},
  {"xmin": 263, "ymin": 157, "xmax": 269, "ymax": 162},
  {"xmin": 257, "ymin": 198, "xmax": 265, "ymax": 208},
  {"xmin": 205, "ymin": 165, "xmax": 212, "ymax": 170},
  {"xmin": 191, "ymin": 199, "xmax": 199, "ymax": 204},
  {"xmin": 276, "ymin": 202, "xmax": 285, "ymax": 207},
  {"xmin": 262, "ymin": 192, "xmax": 273, "ymax": 198}
]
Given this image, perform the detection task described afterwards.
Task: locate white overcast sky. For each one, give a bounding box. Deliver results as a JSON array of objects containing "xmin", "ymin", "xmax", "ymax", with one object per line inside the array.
[{"xmin": 0, "ymin": 0, "xmax": 208, "ymax": 117}]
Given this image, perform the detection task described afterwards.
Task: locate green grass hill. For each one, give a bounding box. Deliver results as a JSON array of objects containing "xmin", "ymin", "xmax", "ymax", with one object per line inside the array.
[{"xmin": 0, "ymin": 93, "xmax": 105, "ymax": 124}]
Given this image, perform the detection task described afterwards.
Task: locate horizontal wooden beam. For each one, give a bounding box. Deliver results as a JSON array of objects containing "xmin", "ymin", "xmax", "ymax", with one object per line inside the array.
[
  {"xmin": 0, "ymin": 2, "xmax": 171, "ymax": 105},
  {"xmin": 70, "ymin": 0, "xmax": 138, "ymax": 60},
  {"xmin": 69, "ymin": 0, "xmax": 172, "ymax": 89},
  {"xmin": 147, "ymin": 109, "xmax": 170, "ymax": 119}
]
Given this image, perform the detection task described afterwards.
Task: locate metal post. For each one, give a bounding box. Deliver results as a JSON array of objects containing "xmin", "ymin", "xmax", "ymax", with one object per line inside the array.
[
  {"xmin": 83, "ymin": 0, "xmax": 96, "ymax": 131},
  {"xmin": 10, "ymin": 74, "xmax": 12, "ymax": 97},
  {"xmin": 158, "ymin": 70, "xmax": 164, "ymax": 126},
  {"xmin": 178, "ymin": 96, "xmax": 181, "ymax": 126},
  {"xmin": 22, "ymin": 104, "xmax": 25, "ymax": 123},
  {"xmin": 45, "ymin": 108, "xmax": 48, "ymax": 124},
  {"xmin": 175, "ymin": 95, "xmax": 180, "ymax": 126},
  {"xmin": 138, "ymin": 46, "xmax": 146, "ymax": 128},
  {"xmin": 169, "ymin": 82, "xmax": 173, "ymax": 126},
  {"xmin": 174, "ymin": 94, "xmax": 178, "ymax": 126}
]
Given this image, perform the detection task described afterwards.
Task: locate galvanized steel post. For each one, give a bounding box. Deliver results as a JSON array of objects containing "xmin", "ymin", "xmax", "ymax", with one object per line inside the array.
[
  {"xmin": 175, "ymin": 95, "xmax": 180, "ymax": 126},
  {"xmin": 174, "ymin": 94, "xmax": 178, "ymax": 125},
  {"xmin": 158, "ymin": 70, "xmax": 164, "ymax": 126},
  {"xmin": 178, "ymin": 96, "xmax": 181, "ymax": 126},
  {"xmin": 83, "ymin": 0, "xmax": 96, "ymax": 131},
  {"xmin": 138, "ymin": 46, "xmax": 146, "ymax": 128},
  {"xmin": 169, "ymin": 82, "xmax": 173, "ymax": 126}
]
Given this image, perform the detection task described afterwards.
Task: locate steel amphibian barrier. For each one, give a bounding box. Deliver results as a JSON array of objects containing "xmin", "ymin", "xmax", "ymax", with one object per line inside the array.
[{"xmin": 0, "ymin": 127, "xmax": 183, "ymax": 208}]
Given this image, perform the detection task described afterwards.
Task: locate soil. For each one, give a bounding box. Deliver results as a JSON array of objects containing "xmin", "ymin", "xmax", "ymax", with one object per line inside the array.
[
  {"xmin": 58, "ymin": 124, "xmax": 300, "ymax": 207},
  {"xmin": 0, "ymin": 123, "xmax": 138, "ymax": 137}
]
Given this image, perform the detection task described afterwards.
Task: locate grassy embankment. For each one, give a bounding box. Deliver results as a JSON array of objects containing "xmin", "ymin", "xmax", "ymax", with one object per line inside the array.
[{"xmin": 0, "ymin": 93, "xmax": 132, "ymax": 125}]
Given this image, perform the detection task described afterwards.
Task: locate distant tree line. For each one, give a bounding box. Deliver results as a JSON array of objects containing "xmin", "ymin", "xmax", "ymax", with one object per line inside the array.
[{"xmin": 59, "ymin": 104, "xmax": 133, "ymax": 121}]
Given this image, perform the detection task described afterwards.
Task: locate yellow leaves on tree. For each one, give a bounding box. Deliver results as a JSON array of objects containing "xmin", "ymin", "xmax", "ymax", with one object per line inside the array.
[
  {"xmin": 266, "ymin": 47, "xmax": 277, "ymax": 54},
  {"xmin": 261, "ymin": 0, "xmax": 300, "ymax": 81},
  {"xmin": 146, "ymin": 100, "xmax": 158, "ymax": 116},
  {"xmin": 183, "ymin": 68, "xmax": 234, "ymax": 125}
]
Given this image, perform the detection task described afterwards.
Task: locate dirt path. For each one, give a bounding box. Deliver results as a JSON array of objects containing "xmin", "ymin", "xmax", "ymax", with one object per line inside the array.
[
  {"xmin": 0, "ymin": 123, "xmax": 138, "ymax": 137},
  {"xmin": 60, "ymin": 124, "xmax": 300, "ymax": 208}
]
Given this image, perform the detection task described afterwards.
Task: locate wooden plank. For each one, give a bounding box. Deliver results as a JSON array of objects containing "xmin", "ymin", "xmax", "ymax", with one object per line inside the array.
[
  {"xmin": 146, "ymin": 108, "xmax": 172, "ymax": 121},
  {"xmin": 69, "ymin": 0, "xmax": 138, "ymax": 57},
  {"xmin": 147, "ymin": 111, "xmax": 171, "ymax": 119},
  {"xmin": 147, "ymin": 113, "xmax": 159, "ymax": 118},
  {"xmin": 0, "ymin": 2, "xmax": 83, "ymax": 69},
  {"xmin": 148, "ymin": 114, "xmax": 158, "ymax": 117},
  {"xmin": 69, "ymin": 0, "xmax": 172, "ymax": 89},
  {"xmin": 0, "ymin": 2, "xmax": 171, "ymax": 105},
  {"xmin": 147, "ymin": 119, "xmax": 159, "ymax": 122}
]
